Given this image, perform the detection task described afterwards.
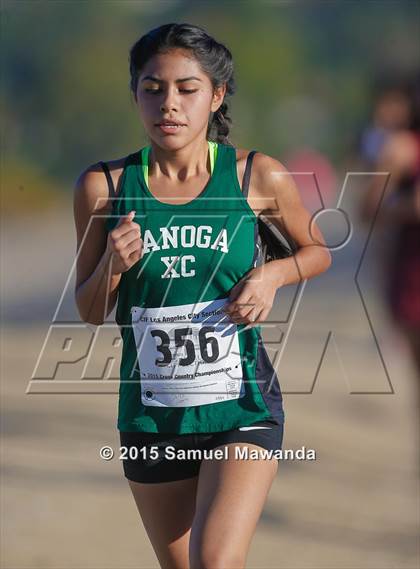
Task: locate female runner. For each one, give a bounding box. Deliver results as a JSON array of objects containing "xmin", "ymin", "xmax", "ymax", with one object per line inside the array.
[{"xmin": 73, "ymin": 23, "xmax": 331, "ymax": 569}]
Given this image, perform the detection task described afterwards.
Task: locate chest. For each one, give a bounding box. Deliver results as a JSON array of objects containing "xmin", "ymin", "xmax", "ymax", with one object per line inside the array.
[{"xmin": 136, "ymin": 215, "xmax": 255, "ymax": 283}]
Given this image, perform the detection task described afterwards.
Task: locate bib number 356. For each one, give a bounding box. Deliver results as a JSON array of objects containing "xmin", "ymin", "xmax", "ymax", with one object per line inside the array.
[
  {"xmin": 130, "ymin": 298, "xmax": 244, "ymax": 407},
  {"xmin": 152, "ymin": 326, "xmax": 219, "ymax": 366}
]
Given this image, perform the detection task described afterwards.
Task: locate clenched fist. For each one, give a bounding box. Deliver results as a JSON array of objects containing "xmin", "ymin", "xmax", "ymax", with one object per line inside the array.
[{"xmin": 107, "ymin": 210, "xmax": 143, "ymax": 275}]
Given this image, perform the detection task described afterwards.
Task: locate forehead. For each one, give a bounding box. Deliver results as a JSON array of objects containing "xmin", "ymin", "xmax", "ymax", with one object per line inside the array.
[{"xmin": 140, "ymin": 49, "xmax": 207, "ymax": 82}]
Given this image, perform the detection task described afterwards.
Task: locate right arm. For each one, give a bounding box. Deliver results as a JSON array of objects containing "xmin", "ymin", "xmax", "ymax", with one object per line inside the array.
[{"xmin": 73, "ymin": 166, "xmax": 142, "ymax": 325}]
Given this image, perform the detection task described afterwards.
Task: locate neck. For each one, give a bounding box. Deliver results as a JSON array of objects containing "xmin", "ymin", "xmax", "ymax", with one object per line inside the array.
[{"xmin": 148, "ymin": 139, "xmax": 213, "ymax": 184}]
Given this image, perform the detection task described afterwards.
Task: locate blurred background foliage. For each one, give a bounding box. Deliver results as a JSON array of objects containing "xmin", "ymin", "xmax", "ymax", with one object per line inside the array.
[{"xmin": 1, "ymin": 0, "xmax": 419, "ymax": 211}]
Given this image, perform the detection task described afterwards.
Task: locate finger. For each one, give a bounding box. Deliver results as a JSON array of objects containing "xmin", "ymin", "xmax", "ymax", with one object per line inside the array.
[
  {"xmin": 114, "ymin": 210, "xmax": 136, "ymax": 235},
  {"xmin": 114, "ymin": 227, "xmax": 142, "ymax": 250},
  {"xmin": 113, "ymin": 239, "xmax": 142, "ymax": 271},
  {"xmin": 123, "ymin": 235, "xmax": 143, "ymax": 257},
  {"xmin": 231, "ymin": 303, "xmax": 257, "ymax": 320},
  {"xmin": 254, "ymin": 306, "xmax": 270, "ymax": 324},
  {"xmin": 227, "ymin": 305, "xmax": 257, "ymax": 324},
  {"xmin": 113, "ymin": 224, "xmax": 141, "ymax": 251},
  {"xmin": 252, "ymin": 305, "xmax": 267, "ymax": 323},
  {"xmin": 128, "ymin": 246, "xmax": 143, "ymax": 263},
  {"xmin": 226, "ymin": 294, "xmax": 254, "ymax": 316},
  {"xmin": 225, "ymin": 290, "xmax": 252, "ymax": 313},
  {"xmin": 225, "ymin": 278, "xmax": 249, "ymax": 306},
  {"xmin": 116, "ymin": 210, "xmax": 136, "ymax": 227},
  {"xmin": 243, "ymin": 306, "xmax": 268, "ymax": 329}
]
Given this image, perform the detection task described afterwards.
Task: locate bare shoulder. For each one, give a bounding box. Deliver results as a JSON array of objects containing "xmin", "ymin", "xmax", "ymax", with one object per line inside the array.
[
  {"xmin": 100, "ymin": 156, "xmax": 129, "ymax": 198},
  {"xmin": 252, "ymin": 151, "xmax": 292, "ymax": 186},
  {"xmin": 74, "ymin": 155, "xmax": 128, "ymax": 214},
  {"xmin": 233, "ymin": 147, "xmax": 298, "ymax": 215}
]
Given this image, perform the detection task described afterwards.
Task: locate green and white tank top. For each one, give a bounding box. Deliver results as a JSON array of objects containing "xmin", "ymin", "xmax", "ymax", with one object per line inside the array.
[{"xmin": 105, "ymin": 140, "xmax": 285, "ymax": 433}]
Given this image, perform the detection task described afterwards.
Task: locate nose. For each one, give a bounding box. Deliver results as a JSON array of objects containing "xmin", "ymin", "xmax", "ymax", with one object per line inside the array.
[
  {"xmin": 160, "ymin": 100, "xmax": 178, "ymax": 113},
  {"xmin": 160, "ymin": 86, "xmax": 179, "ymax": 113}
]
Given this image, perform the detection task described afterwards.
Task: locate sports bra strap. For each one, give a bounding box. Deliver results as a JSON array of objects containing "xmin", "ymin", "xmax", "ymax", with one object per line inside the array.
[
  {"xmin": 241, "ymin": 150, "xmax": 258, "ymax": 198},
  {"xmin": 99, "ymin": 161, "xmax": 116, "ymax": 199}
]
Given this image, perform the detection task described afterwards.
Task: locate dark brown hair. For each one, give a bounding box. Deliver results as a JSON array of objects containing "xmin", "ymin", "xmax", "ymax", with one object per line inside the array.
[{"xmin": 129, "ymin": 23, "xmax": 237, "ymax": 145}]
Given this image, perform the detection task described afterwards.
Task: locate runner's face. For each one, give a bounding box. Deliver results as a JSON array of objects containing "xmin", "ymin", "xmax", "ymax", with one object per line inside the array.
[{"xmin": 135, "ymin": 49, "xmax": 225, "ymax": 147}]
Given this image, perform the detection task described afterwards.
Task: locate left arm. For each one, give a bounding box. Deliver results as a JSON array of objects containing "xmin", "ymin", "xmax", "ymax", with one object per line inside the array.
[
  {"xmin": 255, "ymin": 153, "xmax": 332, "ymax": 288},
  {"xmin": 224, "ymin": 153, "xmax": 332, "ymax": 326}
]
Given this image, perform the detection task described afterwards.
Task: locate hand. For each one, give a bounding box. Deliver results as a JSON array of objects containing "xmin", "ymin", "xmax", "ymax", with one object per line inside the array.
[
  {"xmin": 107, "ymin": 210, "xmax": 143, "ymax": 275},
  {"xmin": 223, "ymin": 265, "xmax": 279, "ymax": 328}
]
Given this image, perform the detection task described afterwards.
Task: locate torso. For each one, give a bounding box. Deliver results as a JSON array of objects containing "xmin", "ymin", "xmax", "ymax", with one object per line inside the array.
[{"xmin": 102, "ymin": 142, "xmax": 285, "ymax": 434}]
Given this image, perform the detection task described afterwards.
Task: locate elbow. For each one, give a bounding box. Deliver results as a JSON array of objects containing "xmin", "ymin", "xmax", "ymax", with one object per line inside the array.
[
  {"xmin": 76, "ymin": 304, "xmax": 105, "ymax": 326},
  {"xmin": 75, "ymin": 290, "xmax": 105, "ymax": 326},
  {"xmin": 84, "ymin": 315, "xmax": 105, "ymax": 326}
]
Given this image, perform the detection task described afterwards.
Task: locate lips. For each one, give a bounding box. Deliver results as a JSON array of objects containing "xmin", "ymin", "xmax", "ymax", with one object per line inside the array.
[
  {"xmin": 156, "ymin": 121, "xmax": 185, "ymax": 134},
  {"xmin": 156, "ymin": 120, "xmax": 185, "ymax": 126}
]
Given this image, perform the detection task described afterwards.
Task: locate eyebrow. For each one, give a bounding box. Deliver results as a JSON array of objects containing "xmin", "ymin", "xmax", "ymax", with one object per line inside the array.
[{"xmin": 141, "ymin": 75, "xmax": 202, "ymax": 83}]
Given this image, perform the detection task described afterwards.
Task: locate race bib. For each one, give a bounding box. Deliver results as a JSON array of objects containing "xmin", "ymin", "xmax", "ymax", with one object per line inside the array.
[{"xmin": 130, "ymin": 297, "xmax": 245, "ymax": 407}]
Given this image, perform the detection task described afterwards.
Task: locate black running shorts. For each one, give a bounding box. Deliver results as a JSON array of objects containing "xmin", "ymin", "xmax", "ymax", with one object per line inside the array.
[{"xmin": 119, "ymin": 419, "xmax": 284, "ymax": 483}]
